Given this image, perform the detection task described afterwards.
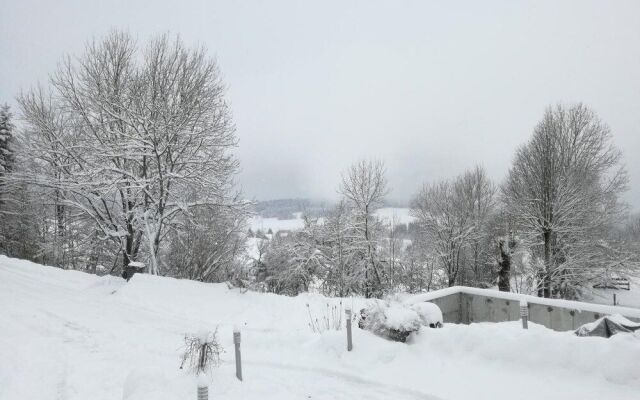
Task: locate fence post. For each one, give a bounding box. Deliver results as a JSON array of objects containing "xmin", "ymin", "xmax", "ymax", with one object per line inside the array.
[
  {"xmin": 233, "ymin": 328, "xmax": 243, "ymax": 381},
  {"xmin": 520, "ymin": 300, "xmax": 528, "ymax": 329},
  {"xmin": 345, "ymin": 306, "xmax": 353, "ymax": 351}
]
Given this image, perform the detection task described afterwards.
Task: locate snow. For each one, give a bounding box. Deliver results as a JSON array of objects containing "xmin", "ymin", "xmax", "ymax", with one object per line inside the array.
[
  {"xmin": 411, "ymin": 302, "xmax": 443, "ymax": 326},
  {"xmin": 374, "ymin": 207, "xmax": 416, "ymax": 226},
  {"xmin": 377, "ymin": 302, "xmax": 423, "ymax": 331},
  {"xmin": 1, "ymin": 255, "xmax": 640, "ymax": 400},
  {"xmin": 581, "ymin": 277, "xmax": 640, "ymax": 309},
  {"xmin": 408, "ymin": 286, "xmax": 640, "ymax": 319},
  {"xmin": 249, "ymin": 207, "xmax": 414, "ymax": 235},
  {"xmin": 245, "ymin": 237, "xmax": 265, "ymax": 261},
  {"xmin": 576, "ymin": 314, "xmax": 640, "ymax": 334},
  {"xmin": 248, "ymin": 216, "xmax": 306, "ymax": 233}
]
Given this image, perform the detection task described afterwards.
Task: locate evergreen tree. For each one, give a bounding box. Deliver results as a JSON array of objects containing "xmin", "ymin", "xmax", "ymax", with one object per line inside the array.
[
  {"xmin": 0, "ymin": 104, "xmax": 15, "ymax": 181},
  {"xmin": 0, "ymin": 104, "xmax": 16, "ymax": 252}
]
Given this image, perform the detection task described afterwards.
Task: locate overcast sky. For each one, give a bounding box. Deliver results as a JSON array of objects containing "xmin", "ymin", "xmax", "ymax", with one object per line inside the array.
[{"xmin": 1, "ymin": 0, "xmax": 639, "ymax": 208}]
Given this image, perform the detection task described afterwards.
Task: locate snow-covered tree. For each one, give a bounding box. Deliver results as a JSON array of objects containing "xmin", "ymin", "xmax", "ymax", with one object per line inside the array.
[
  {"xmin": 261, "ymin": 220, "xmax": 325, "ymax": 296},
  {"xmin": 411, "ymin": 167, "xmax": 495, "ymax": 287},
  {"xmin": 317, "ymin": 200, "xmax": 353, "ymax": 296},
  {"xmin": 17, "ymin": 31, "xmax": 245, "ymax": 274},
  {"xmin": 502, "ymin": 103, "xmax": 628, "ymax": 298},
  {"xmin": 381, "ymin": 213, "xmax": 404, "ymax": 291},
  {"xmin": 164, "ymin": 196, "xmax": 249, "ymax": 282},
  {"xmin": 0, "ymin": 104, "xmax": 22, "ymax": 256},
  {"xmin": 455, "ymin": 166, "xmax": 496, "ymax": 285},
  {"xmin": 339, "ymin": 159, "xmax": 389, "ymax": 298},
  {"xmin": 0, "ymin": 104, "xmax": 15, "ymax": 179}
]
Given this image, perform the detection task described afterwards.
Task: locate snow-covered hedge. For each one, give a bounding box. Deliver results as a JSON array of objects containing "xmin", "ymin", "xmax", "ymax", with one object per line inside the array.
[
  {"xmin": 411, "ymin": 302, "xmax": 444, "ymax": 328},
  {"xmin": 359, "ymin": 300, "xmax": 443, "ymax": 342}
]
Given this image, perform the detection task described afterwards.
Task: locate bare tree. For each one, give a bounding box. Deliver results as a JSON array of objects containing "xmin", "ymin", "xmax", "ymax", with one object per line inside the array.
[
  {"xmin": 165, "ymin": 198, "xmax": 248, "ymax": 282},
  {"xmin": 502, "ymin": 103, "xmax": 628, "ymax": 298},
  {"xmin": 411, "ymin": 166, "xmax": 495, "ymax": 287},
  {"xmin": 261, "ymin": 222, "xmax": 326, "ymax": 296},
  {"xmin": 17, "ymin": 31, "xmax": 245, "ymax": 274},
  {"xmin": 319, "ymin": 199, "xmax": 357, "ymax": 296},
  {"xmin": 339, "ymin": 159, "xmax": 389, "ymax": 298},
  {"xmin": 411, "ymin": 181, "xmax": 469, "ymax": 287},
  {"xmin": 626, "ymin": 214, "xmax": 640, "ymax": 243},
  {"xmin": 457, "ymin": 166, "xmax": 496, "ymax": 284}
]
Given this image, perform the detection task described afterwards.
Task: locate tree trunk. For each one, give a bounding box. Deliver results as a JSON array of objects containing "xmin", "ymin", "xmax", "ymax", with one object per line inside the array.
[
  {"xmin": 541, "ymin": 230, "xmax": 552, "ymax": 298},
  {"xmin": 497, "ymin": 239, "xmax": 511, "ymax": 292}
]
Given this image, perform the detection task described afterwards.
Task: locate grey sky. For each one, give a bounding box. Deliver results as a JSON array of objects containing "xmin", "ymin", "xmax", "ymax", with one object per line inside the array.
[{"xmin": 1, "ymin": 0, "xmax": 639, "ymax": 208}]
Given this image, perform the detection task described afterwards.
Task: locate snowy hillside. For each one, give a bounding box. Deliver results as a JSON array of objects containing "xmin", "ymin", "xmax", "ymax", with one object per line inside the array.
[
  {"xmin": 248, "ymin": 215, "xmax": 307, "ymax": 233},
  {"xmin": 374, "ymin": 207, "xmax": 416, "ymax": 226},
  {"xmin": 249, "ymin": 207, "xmax": 414, "ymax": 234},
  {"xmin": 1, "ymin": 256, "xmax": 639, "ymax": 400}
]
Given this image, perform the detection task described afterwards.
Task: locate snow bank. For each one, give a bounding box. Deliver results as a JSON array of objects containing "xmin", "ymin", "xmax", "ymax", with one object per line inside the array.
[{"xmin": 1, "ymin": 255, "xmax": 639, "ymax": 400}]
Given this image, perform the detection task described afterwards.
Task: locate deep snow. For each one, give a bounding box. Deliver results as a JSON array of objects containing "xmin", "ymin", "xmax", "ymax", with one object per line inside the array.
[{"xmin": 1, "ymin": 255, "xmax": 639, "ymax": 400}]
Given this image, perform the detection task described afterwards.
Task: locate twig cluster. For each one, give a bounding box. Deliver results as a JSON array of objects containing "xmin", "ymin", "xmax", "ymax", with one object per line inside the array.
[
  {"xmin": 306, "ymin": 301, "xmax": 346, "ymax": 333},
  {"xmin": 180, "ymin": 329, "xmax": 223, "ymax": 375}
]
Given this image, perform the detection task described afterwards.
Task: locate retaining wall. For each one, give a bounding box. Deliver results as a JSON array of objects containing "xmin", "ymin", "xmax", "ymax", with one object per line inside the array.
[{"xmin": 411, "ymin": 287, "xmax": 640, "ymax": 332}]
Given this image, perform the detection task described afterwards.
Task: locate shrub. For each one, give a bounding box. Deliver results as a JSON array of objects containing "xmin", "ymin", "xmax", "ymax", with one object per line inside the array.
[
  {"xmin": 358, "ymin": 300, "xmax": 443, "ymax": 342},
  {"xmin": 180, "ymin": 329, "xmax": 223, "ymax": 375}
]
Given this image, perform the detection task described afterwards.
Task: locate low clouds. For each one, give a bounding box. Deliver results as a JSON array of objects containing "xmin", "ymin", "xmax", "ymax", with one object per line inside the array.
[{"xmin": 2, "ymin": 0, "xmax": 639, "ymax": 207}]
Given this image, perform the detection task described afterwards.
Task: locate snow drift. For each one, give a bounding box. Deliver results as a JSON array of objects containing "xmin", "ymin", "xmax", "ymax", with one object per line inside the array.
[{"xmin": 1, "ymin": 255, "xmax": 639, "ymax": 400}]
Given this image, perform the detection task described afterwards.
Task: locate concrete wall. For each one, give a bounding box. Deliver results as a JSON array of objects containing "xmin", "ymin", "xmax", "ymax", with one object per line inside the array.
[
  {"xmin": 422, "ymin": 289, "xmax": 639, "ymax": 331},
  {"xmin": 462, "ymin": 292, "xmax": 610, "ymax": 331},
  {"xmin": 427, "ymin": 292, "xmax": 461, "ymax": 324}
]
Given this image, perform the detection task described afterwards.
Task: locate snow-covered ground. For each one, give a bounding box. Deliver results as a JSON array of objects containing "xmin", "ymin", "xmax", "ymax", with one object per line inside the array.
[
  {"xmin": 248, "ymin": 215, "xmax": 307, "ymax": 233},
  {"xmin": 249, "ymin": 207, "xmax": 414, "ymax": 235},
  {"xmin": 581, "ymin": 279, "xmax": 640, "ymax": 309},
  {"xmin": 374, "ymin": 207, "xmax": 416, "ymax": 226},
  {"xmin": 1, "ymin": 255, "xmax": 639, "ymax": 400}
]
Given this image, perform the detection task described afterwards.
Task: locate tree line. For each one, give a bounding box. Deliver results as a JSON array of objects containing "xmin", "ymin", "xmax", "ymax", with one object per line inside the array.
[
  {"xmin": 1, "ymin": 31, "xmax": 638, "ymax": 299},
  {"xmin": 249, "ymin": 108, "xmax": 639, "ymax": 299}
]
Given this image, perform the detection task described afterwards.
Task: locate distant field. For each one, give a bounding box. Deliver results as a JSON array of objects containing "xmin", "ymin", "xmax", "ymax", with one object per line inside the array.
[{"xmin": 249, "ymin": 207, "xmax": 414, "ymax": 234}]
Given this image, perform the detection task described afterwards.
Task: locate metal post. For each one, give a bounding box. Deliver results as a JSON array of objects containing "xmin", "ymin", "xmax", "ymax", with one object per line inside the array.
[
  {"xmin": 613, "ymin": 293, "xmax": 617, "ymax": 306},
  {"xmin": 345, "ymin": 307, "xmax": 353, "ymax": 351},
  {"xmin": 197, "ymin": 385, "xmax": 208, "ymax": 400},
  {"xmin": 520, "ymin": 300, "xmax": 528, "ymax": 329},
  {"xmin": 233, "ymin": 328, "xmax": 242, "ymax": 381}
]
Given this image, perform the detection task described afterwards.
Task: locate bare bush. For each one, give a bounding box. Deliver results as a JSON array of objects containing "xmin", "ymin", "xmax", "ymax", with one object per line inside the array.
[
  {"xmin": 180, "ymin": 329, "xmax": 223, "ymax": 375},
  {"xmin": 306, "ymin": 301, "xmax": 345, "ymax": 333}
]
